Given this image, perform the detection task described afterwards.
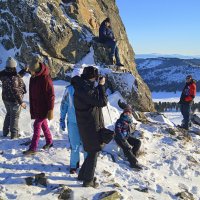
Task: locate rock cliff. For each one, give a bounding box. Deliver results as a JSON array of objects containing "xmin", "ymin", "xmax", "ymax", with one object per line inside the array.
[{"xmin": 0, "ymin": 0, "xmax": 154, "ymax": 111}]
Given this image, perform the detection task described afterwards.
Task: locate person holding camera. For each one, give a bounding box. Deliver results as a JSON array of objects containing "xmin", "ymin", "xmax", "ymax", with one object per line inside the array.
[
  {"xmin": 23, "ymin": 57, "xmax": 55, "ymax": 155},
  {"xmin": 71, "ymin": 66, "xmax": 107, "ymax": 188}
]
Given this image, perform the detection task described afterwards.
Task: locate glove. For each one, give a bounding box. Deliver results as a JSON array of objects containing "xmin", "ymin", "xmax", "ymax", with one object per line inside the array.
[
  {"xmin": 47, "ymin": 110, "xmax": 54, "ymax": 120},
  {"xmin": 60, "ymin": 119, "xmax": 66, "ymax": 131}
]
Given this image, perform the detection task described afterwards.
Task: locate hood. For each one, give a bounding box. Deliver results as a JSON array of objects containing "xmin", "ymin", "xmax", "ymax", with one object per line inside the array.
[
  {"xmin": 35, "ymin": 63, "xmax": 49, "ymax": 77},
  {"xmin": 71, "ymin": 76, "xmax": 84, "ymax": 89}
]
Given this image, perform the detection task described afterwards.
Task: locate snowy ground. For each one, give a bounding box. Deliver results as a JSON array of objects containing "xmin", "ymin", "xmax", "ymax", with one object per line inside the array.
[{"xmin": 0, "ymin": 76, "xmax": 200, "ymax": 200}]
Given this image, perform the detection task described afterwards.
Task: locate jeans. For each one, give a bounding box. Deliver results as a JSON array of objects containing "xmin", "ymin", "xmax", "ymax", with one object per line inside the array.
[
  {"xmin": 104, "ymin": 40, "xmax": 121, "ymax": 64},
  {"xmin": 3, "ymin": 101, "xmax": 21, "ymax": 138},
  {"xmin": 78, "ymin": 151, "xmax": 99, "ymax": 182},
  {"xmin": 29, "ymin": 119, "xmax": 53, "ymax": 151},
  {"xmin": 180, "ymin": 103, "xmax": 191, "ymax": 129},
  {"xmin": 68, "ymin": 122, "xmax": 87, "ymax": 169}
]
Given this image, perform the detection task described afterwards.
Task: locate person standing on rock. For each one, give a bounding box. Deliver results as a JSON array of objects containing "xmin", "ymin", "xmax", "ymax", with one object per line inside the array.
[
  {"xmin": 114, "ymin": 104, "xmax": 142, "ymax": 170},
  {"xmin": 72, "ymin": 66, "xmax": 107, "ymax": 188},
  {"xmin": 179, "ymin": 75, "xmax": 196, "ymax": 130},
  {"xmin": 60, "ymin": 67, "xmax": 87, "ymax": 174},
  {"xmin": 23, "ymin": 57, "xmax": 55, "ymax": 155},
  {"xmin": 99, "ymin": 17, "xmax": 124, "ymax": 67},
  {"xmin": 0, "ymin": 57, "xmax": 27, "ymax": 139}
]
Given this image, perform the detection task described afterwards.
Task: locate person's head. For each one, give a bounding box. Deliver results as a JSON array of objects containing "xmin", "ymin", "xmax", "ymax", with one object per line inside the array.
[
  {"xmin": 71, "ymin": 67, "xmax": 83, "ymax": 78},
  {"xmin": 123, "ymin": 106, "xmax": 133, "ymax": 116},
  {"xmin": 186, "ymin": 75, "xmax": 193, "ymax": 83},
  {"xmin": 82, "ymin": 66, "xmax": 98, "ymax": 82},
  {"xmin": 104, "ymin": 17, "xmax": 111, "ymax": 27},
  {"xmin": 122, "ymin": 106, "xmax": 133, "ymax": 124},
  {"xmin": 28, "ymin": 56, "xmax": 41, "ymax": 75},
  {"xmin": 6, "ymin": 57, "xmax": 17, "ymax": 69}
]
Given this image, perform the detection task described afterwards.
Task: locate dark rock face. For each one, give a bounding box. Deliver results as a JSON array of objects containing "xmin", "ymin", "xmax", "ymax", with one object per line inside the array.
[{"xmin": 0, "ymin": 0, "xmax": 154, "ymax": 111}]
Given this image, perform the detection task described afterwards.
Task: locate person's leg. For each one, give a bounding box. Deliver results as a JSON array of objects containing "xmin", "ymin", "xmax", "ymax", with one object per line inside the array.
[
  {"xmin": 181, "ymin": 104, "xmax": 190, "ymax": 129},
  {"xmin": 68, "ymin": 122, "xmax": 81, "ymax": 170},
  {"xmin": 29, "ymin": 119, "xmax": 43, "ymax": 151},
  {"xmin": 115, "ymin": 138, "xmax": 138, "ymax": 166},
  {"xmin": 115, "ymin": 46, "xmax": 121, "ymax": 65},
  {"xmin": 10, "ymin": 102, "xmax": 21, "ymax": 139},
  {"xmin": 3, "ymin": 101, "xmax": 11, "ymax": 136},
  {"xmin": 79, "ymin": 151, "xmax": 98, "ymax": 182},
  {"xmin": 184, "ymin": 104, "xmax": 191, "ymax": 129},
  {"xmin": 105, "ymin": 40, "xmax": 116, "ymax": 57},
  {"xmin": 127, "ymin": 137, "xmax": 141, "ymax": 156},
  {"xmin": 41, "ymin": 119, "xmax": 53, "ymax": 145}
]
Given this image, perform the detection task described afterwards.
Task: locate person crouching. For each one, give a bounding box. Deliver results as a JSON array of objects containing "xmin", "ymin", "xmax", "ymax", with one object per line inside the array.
[{"xmin": 114, "ymin": 106, "xmax": 142, "ymax": 170}]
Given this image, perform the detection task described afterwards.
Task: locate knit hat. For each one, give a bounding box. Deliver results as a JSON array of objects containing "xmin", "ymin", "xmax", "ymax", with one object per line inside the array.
[
  {"xmin": 28, "ymin": 56, "xmax": 41, "ymax": 72},
  {"xmin": 71, "ymin": 67, "xmax": 83, "ymax": 78},
  {"xmin": 186, "ymin": 75, "xmax": 192, "ymax": 79},
  {"xmin": 82, "ymin": 66, "xmax": 98, "ymax": 80},
  {"xmin": 123, "ymin": 105, "xmax": 133, "ymax": 114},
  {"xmin": 6, "ymin": 57, "xmax": 17, "ymax": 68}
]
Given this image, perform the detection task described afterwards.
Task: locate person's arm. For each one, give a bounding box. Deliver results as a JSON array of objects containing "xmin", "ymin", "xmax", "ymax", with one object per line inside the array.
[
  {"xmin": 115, "ymin": 120, "xmax": 132, "ymax": 149},
  {"xmin": 77, "ymin": 82, "xmax": 108, "ymax": 108},
  {"xmin": 18, "ymin": 68, "xmax": 29, "ymax": 77},
  {"xmin": 102, "ymin": 26, "xmax": 114, "ymax": 40},
  {"xmin": 44, "ymin": 76, "xmax": 55, "ymax": 120},
  {"xmin": 10, "ymin": 77, "xmax": 24, "ymax": 106},
  {"xmin": 185, "ymin": 83, "xmax": 196, "ymax": 102},
  {"xmin": 190, "ymin": 83, "xmax": 196, "ymax": 98},
  {"xmin": 60, "ymin": 87, "xmax": 69, "ymax": 130}
]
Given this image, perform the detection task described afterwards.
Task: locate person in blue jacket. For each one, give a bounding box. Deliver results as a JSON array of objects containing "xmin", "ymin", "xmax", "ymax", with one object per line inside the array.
[
  {"xmin": 99, "ymin": 17, "xmax": 124, "ymax": 67},
  {"xmin": 60, "ymin": 68, "xmax": 87, "ymax": 174}
]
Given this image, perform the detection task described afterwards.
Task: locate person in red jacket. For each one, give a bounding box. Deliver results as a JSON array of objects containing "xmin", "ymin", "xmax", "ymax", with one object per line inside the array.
[
  {"xmin": 179, "ymin": 75, "xmax": 196, "ymax": 130},
  {"xmin": 23, "ymin": 57, "xmax": 55, "ymax": 155}
]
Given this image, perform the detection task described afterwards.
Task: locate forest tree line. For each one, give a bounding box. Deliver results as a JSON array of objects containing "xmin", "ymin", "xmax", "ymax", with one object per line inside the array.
[{"xmin": 154, "ymin": 101, "xmax": 200, "ymax": 112}]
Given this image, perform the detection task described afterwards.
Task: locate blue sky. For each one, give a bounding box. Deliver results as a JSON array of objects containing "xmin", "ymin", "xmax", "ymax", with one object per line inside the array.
[{"xmin": 116, "ymin": 0, "xmax": 200, "ymax": 56}]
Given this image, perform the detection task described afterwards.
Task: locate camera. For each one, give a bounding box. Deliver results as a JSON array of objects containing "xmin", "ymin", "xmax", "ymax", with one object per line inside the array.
[{"xmin": 99, "ymin": 75, "xmax": 104, "ymax": 80}]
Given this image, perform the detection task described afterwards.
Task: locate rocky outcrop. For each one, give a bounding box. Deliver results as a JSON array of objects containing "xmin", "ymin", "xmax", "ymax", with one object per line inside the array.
[{"xmin": 0, "ymin": 0, "xmax": 154, "ymax": 111}]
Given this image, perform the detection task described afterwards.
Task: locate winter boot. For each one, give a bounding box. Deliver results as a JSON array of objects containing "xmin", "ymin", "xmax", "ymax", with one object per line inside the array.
[
  {"xmin": 130, "ymin": 163, "xmax": 143, "ymax": 171},
  {"xmin": 70, "ymin": 168, "xmax": 77, "ymax": 174},
  {"xmin": 83, "ymin": 177, "xmax": 99, "ymax": 188},
  {"xmin": 116, "ymin": 63, "xmax": 124, "ymax": 67},
  {"xmin": 23, "ymin": 149, "xmax": 36, "ymax": 156},
  {"xmin": 42, "ymin": 143, "xmax": 53, "ymax": 150},
  {"xmin": 11, "ymin": 133, "xmax": 21, "ymax": 139}
]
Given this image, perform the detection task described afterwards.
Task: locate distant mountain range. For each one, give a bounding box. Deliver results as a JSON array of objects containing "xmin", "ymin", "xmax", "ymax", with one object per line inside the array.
[
  {"xmin": 136, "ymin": 57, "xmax": 200, "ymax": 92},
  {"xmin": 135, "ymin": 53, "xmax": 200, "ymax": 59}
]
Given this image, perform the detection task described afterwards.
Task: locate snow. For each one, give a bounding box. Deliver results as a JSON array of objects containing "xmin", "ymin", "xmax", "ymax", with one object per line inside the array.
[
  {"xmin": 137, "ymin": 60, "xmax": 163, "ymax": 69},
  {"xmin": 0, "ymin": 74, "xmax": 200, "ymax": 199}
]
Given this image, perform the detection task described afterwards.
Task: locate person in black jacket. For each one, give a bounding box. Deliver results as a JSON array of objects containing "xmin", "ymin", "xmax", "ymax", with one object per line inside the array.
[
  {"xmin": 72, "ymin": 66, "xmax": 107, "ymax": 188},
  {"xmin": 99, "ymin": 18, "xmax": 124, "ymax": 67},
  {"xmin": 0, "ymin": 57, "xmax": 27, "ymax": 139}
]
